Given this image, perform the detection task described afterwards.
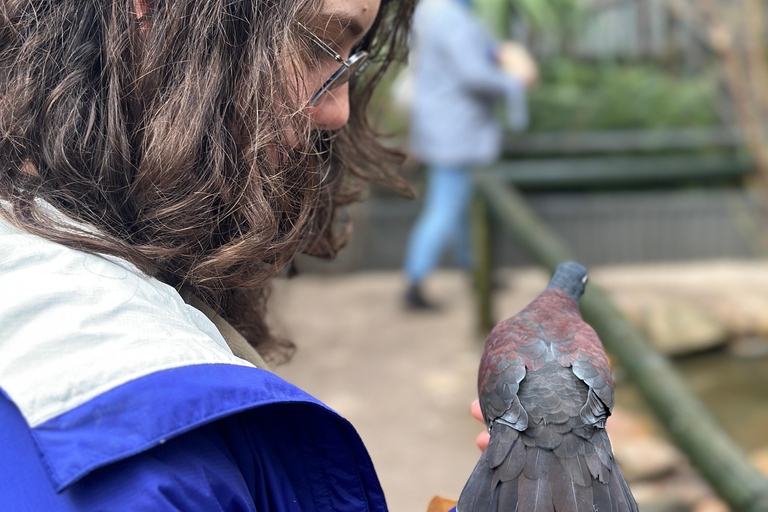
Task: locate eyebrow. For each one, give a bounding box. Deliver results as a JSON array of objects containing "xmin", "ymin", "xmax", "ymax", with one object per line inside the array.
[{"xmin": 310, "ymin": 12, "xmax": 366, "ymax": 42}]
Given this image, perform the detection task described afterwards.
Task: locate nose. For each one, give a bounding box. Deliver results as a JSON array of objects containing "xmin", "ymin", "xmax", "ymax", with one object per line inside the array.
[{"xmin": 306, "ymin": 83, "xmax": 350, "ymax": 131}]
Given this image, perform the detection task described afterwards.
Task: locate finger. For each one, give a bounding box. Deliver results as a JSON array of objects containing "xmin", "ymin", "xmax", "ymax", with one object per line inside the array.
[
  {"xmin": 471, "ymin": 400, "xmax": 483, "ymax": 422},
  {"xmin": 476, "ymin": 431, "xmax": 489, "ymax": 452}
]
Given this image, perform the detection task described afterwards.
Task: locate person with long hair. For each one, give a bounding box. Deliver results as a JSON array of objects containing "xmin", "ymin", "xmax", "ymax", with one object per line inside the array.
[{"xmin": 0, "ymin": 0, "xmax": 413, "ymax": 508}]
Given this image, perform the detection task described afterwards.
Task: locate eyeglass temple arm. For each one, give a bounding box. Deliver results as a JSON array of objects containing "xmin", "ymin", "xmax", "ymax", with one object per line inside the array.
[{"xmin": 296, "ymin": 22, "xmax": 347, "ymax": 67}]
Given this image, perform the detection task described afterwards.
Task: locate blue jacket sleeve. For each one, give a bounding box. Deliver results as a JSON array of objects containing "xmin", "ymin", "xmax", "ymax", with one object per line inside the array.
[
  {"xmin": 1, "ymin": 391, "xmax": 384, "ymax": 512},
  {"xmin": 66, "ymin": 423, "xmax": 260, "ymax": 512},
  {"xmin": 0, "ymin": 392, "xmax": 258, "ymax": 512}
]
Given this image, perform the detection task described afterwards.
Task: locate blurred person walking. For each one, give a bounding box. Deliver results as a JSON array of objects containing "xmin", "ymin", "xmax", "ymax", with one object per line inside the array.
[{"xmin": 402, "ymin": 0, "xmax": 536, "ymax": 309}]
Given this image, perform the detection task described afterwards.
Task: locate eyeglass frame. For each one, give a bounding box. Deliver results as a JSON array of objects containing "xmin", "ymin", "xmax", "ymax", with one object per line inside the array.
[{"xmin": 297, "ymin": 22, "xmax": 370, "ymax": 106}]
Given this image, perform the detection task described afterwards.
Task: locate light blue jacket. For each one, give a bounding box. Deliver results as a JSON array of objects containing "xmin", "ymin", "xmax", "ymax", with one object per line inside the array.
[{"xmin": 408, "ymin": 0, "xmax": 528, "ymax": 167}]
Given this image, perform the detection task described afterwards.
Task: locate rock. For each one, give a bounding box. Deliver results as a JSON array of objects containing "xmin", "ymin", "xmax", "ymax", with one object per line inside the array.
[
  {"xmin": 613, "ymin": 437, "xmax": 685, "ymax": 482},
  {"xmin": 598, "ymin": 262, "xmax": 768, "ymax": 347},
  {"xmin": 630, "ymin": 473, "xmax": 714, "ymax": 512},
  {"xmin": 606, "ymin": 406, "xmax": 656, "ymax": 443},
  {"xmin": 638, "ymin": 297, "xmax": 729, "ymax": 356},
  {"xmin": 610, "ymin": 291, "xmax": 652, "ymax": 329},
  {"xmin": 692, "ymin": 498, "xmax": 730, "ymax": 512},
  {"xmin": 630, "ymin": 483, "xmax": 692, "ymax": 512},
  {"xmin": 750, "ymin": 446, "xmax": 768, "ymax": 477},
  {"xmin": 640, "ymin": 501, "xmax": 691, "ymax": 512},
  {"xmin": 709, "ymin": 292, "xmax": 768, "ymax": 339},
  {"xmin": 728, "ymin": 336, "xmax": 768, "ymax": 359},
  {"xmin": 606, "ymin": 408, "xmax": 685, "ymax": 483}
]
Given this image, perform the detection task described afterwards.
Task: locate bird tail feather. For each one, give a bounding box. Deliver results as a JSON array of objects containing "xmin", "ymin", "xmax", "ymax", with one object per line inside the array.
[
  {"xmin": 458, "ymin": 427, "xmax": 639, "ymax": 512},
  {"xmin": 458, "ymin": 423, "xmax": 519, "ymax": 512},
  {"xmin": 458, "ymin": 447, "xmax": 497, "ymax": 512}
]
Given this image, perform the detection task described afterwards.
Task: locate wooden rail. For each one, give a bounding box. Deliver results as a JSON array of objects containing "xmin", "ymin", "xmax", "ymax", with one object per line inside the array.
[
  {"xmin": 502, "ymin": 127, "xmax": 746, "ymax": 156},
  {"xmin": 472, "ymin": 173, "xmax": 768, "ymax": 511},
  {"xmin": 487, "ymin": 153, "xmax": 752, "ymax": 191}
]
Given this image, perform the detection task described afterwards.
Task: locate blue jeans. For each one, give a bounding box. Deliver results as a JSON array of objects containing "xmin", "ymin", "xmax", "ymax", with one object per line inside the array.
[{"xmin": 404, "ymin": 166, "xmax": 473, "ymax": 284}]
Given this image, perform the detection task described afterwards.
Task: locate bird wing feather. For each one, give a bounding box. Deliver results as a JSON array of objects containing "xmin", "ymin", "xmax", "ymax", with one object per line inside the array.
[
  {"xmin": 478, "ymin": 316, "xmax": 532, "ymax": 430},
  {"xmin": 572, "ymin": 323, "xmax": 614, "ymax": 412}
]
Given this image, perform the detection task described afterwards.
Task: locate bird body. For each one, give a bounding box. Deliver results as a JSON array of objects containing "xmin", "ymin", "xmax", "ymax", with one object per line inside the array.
[{"xmin": 458, "ymin": 262, "xmax": 638, "ymax": 512}]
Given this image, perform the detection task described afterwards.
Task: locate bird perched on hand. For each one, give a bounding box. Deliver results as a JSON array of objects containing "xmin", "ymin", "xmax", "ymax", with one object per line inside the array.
[{"xmin": 458, "ymin": 262, "xmax": 638, "ymax": 512}]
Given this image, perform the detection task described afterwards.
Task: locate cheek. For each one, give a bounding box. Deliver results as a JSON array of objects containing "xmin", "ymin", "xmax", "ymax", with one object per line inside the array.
[
  {"xmin": 279, "ymin": 49, "xmax": 352, "ymax": 132},
  {"xmin": 288, "ymin": 54, "xmax": 338, "ymax": 107}
]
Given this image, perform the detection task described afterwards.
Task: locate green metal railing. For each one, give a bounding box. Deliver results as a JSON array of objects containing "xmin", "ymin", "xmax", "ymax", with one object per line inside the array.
[{"xmin": 472, "ymin": 172, "xmax": 768, "ymax": 512}]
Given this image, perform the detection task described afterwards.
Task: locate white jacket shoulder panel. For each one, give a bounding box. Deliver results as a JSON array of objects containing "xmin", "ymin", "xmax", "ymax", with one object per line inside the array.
[{"xmin": 0, "ymin": 218, "xmax": 252, "ymax": 427}]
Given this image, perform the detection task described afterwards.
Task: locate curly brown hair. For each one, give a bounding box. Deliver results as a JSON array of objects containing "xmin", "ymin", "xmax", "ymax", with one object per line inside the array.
[{"xmin": 0, "ymin": 0, "xmax": 414, "ymax": 364}]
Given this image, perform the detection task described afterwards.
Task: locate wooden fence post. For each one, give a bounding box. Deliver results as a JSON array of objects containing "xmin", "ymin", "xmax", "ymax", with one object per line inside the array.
[{"xmin": 472, "ymin": 193, "xmax": 495, "ymax": 334}]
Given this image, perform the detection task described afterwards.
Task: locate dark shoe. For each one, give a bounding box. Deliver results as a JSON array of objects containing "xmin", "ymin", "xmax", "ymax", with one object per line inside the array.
[{"xmin": 404, "ymin": 284, "xmax": 441, "ymax": 311}]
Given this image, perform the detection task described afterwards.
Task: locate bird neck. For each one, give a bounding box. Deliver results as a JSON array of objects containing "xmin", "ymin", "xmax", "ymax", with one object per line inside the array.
[{"xmin": 524, "ymin": 289, "xmax": 579, "ymax": 316}]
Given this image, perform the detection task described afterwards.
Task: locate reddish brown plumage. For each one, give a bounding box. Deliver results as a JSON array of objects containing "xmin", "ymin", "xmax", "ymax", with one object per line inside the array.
[{"xmin": 459, "ymin": 263, "xmax": 638, "ymax": 512}]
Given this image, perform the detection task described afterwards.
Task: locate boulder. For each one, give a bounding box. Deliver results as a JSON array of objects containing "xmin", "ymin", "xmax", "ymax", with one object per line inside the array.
[
  {"xmin": 606, "ymin": 406, "xmax": 656, "ymax": 442},
  {"xmin": 728, "ymin": 336, "xmax": 768, "ymax": 359},
  {"xmin": 636, "ymin": 297, "xmax": 729, "ymax": 356},
  {"xmin": 709, "ymin": 291, "xmax": 768, "ymax": 339},
  {"xmin": 613, "ymin": 437, "xmax": 685, "ymax": 482},
  {"xmin": 750, "ymin": 446, "xmax": 768, "ymax": 477},
  {"xmin": 607, "ymin": 408, "xmax": 685, "ymax": 483},
  {"xmin": 692, "ymin": 498, "xmax": 730, "ymax": 512},
  {"xmin": 630, "ymin": 484, "xmax": 692, "ymax": 512},
  {"xmin": 630, "ymin": 473, "xmax": 714, "ymax": 512}
]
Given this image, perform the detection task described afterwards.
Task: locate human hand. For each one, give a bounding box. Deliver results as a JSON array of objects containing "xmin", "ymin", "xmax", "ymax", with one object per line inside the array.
[
  {"xmin": 471, "ymin": 400, "xmax": 489, "ymax": 452},
  {"xmin": 497, "ymin": 42, "xmax": 538, "ymax": 89}
]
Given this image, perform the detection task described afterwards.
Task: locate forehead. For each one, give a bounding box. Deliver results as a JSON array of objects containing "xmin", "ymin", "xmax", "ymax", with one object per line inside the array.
[{"xmin": 317, "ymin": 0, "xmax": 381, "ymax": 33}]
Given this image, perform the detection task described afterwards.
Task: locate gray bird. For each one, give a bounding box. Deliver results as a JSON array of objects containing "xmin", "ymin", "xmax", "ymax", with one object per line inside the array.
[{"xmin": 458, "ymin": 262, "xmax": 638, "ymax": 512}]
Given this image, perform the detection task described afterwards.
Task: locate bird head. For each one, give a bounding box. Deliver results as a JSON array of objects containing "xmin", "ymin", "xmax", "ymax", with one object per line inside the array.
[{"xmin": 545, "ymin": 261, "xmax": 589, "ymax": 303}]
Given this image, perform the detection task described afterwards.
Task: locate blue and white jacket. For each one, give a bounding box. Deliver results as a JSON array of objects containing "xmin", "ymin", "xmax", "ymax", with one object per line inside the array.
[{"xmin": 0, "ymin": 215, "xmax": 387, "ymax": 511}]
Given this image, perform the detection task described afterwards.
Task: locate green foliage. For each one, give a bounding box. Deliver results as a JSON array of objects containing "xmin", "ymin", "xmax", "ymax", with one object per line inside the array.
[
  {"xmin": 474, "ymin": 0, "xmax": 584, "ymax": 38},
  {"xmin": 529, "ymin": 59, "xmax": 720, "ymax": 132},
  {"xmin": 508, "ymin": 0, "xmax": 584, "ymax": 34}
]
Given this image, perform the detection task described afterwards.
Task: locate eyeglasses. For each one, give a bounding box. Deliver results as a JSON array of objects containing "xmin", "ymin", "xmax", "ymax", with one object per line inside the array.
[{"xmin": 297, "ymin": 22, "xmax": 370, "ymax": 106}]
